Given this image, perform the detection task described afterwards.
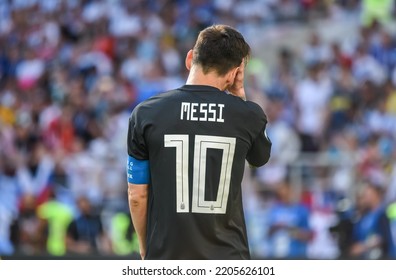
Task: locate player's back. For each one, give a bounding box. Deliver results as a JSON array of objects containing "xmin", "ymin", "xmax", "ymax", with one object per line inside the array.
[{"xmin": 128, "ymin": 85, "xmax": 270, "ymax": 259}]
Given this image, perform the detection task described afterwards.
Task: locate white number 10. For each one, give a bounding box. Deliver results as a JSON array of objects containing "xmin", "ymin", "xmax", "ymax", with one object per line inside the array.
[{"xmin": 164, "ymin": 134, "xmax": 236, "ymax": 214}]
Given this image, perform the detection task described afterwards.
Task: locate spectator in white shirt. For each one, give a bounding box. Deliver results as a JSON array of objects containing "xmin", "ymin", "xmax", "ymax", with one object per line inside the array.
[{"xmin": 295, "ymin": 62, "xmax": 332, "ymax": 151}]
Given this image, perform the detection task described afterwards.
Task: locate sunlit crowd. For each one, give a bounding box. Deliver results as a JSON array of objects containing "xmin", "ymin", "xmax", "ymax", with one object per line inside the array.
[{"xmin": 0, "ymin": 0, "xmax": 395, "ymax": 259}]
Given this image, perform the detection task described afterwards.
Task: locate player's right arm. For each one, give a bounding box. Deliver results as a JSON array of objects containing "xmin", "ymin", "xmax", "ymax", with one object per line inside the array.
[
  {"xmin": 227, "ymin": 58, "xmax": 272, "ymax": 166},
  {"xmin": 126, "ymin": 106, "xmax": 150, "ymax": 260},
  {"xmin": 246, "ymin": 104, "xmax": 272, "ymax": 167},
  {"xmin": 227, "ymin": 59, "xmax": 247, "ymax": 100}
]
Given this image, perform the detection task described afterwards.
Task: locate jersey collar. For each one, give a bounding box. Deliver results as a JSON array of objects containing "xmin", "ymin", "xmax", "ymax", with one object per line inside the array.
[{"xmin": 179, "ymin": 84, "xmax": 224, "ymax": 93}]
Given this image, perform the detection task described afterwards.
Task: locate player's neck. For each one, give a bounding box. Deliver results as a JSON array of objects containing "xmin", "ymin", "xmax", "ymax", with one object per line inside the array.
[{"xmin": 186, "ymin": 67, "xmax": 228, "ymax": 91}]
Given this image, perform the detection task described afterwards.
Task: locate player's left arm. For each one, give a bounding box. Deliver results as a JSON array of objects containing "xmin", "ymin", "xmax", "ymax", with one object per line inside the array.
[
  {"xmin": 128, "ymin": 182, "xmax": 148, "ymax": 260},
  {"xmin": 127, "ymin": 155, "xmax": 150, "ymax": 260},
  {"xmin": 127, "ymin": 106, "xmax": 150, "ymax": 259}
]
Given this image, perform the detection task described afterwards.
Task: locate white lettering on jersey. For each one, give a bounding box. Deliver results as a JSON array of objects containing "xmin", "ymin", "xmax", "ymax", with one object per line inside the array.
[
  {"xmin": 199, "ymin": 103, "xmax": 207, "ymax": 121},
  {"xmin": 191, "ymin": 103, "xmax": 198, "ymax": 121},
  {"xmin": 217, "ymin": 104, "xmax": 225, "ymax": 123},
  {"xmin": 180, "ymin": 102, "xmax": 225, "ymax": 123},
  {"xmin": 181, "ymin": 102, "xmax": 191, "ymax": 120},
  {"xmin": 208, "ymin": 103, "xmax": 216, "ymax": 122}
]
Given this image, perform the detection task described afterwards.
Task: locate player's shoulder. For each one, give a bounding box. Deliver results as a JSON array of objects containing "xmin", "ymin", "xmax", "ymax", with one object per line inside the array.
[
  {"xmin": 245, "ymin": 100, "xmax": 267, "ymax": 118},
  {"xmin": 138, "ymin": 89, "xmax": 179, "ymax": 106},
  {"xmin": 228, "ymin": 95, "xmax": 268, "ymax": 122}
]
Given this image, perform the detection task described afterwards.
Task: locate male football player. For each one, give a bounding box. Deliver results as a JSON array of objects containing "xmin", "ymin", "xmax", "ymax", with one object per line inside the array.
[{"xmin": 127, "ymin": 25, "xmax": 271, "ymax": 259}]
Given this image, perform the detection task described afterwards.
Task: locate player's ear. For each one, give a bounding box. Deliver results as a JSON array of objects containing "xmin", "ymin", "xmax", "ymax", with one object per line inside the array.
[{"xmin": 185, "ymin": 49, "xmax": 193, "ymax": 70}]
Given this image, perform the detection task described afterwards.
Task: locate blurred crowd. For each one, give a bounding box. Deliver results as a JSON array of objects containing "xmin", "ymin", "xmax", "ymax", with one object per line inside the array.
[
  {"xmin": 244, "ymin": 1, "xmax": 396, "ymax": 259},
  {"xmin": 0, "ymin": 0, "xmax": 396, "ymax": 259}
]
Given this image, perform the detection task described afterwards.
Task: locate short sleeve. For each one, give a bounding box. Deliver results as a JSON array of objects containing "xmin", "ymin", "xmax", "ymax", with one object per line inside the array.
[
  {"xmin": 127, "ymin": 106, "xmax": 148, "ymax": 160},
  {"xmin": 245, "ymin": 102, "xmax": 271, "ymax": 167}
]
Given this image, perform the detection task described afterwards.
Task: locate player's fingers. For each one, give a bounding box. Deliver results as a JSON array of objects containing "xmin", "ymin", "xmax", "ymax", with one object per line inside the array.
[
  {"xmin": 239, "ymin": 59, "xmax": 245, "ymax": 72},
  {"xmin": 235, "ymin": 64, "xmax": 245, "ymax": 84},
  {"xmin": 237, "ymin": 61, "xmax": 245, "ymax": 78}
]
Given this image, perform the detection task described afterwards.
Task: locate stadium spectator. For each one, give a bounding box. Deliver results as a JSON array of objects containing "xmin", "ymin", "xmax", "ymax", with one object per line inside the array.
[
  {"xmin": 266, "ymin": 180, "xmax": 312, "ymax": 259},
  {"xmin": 256, "ymin": 96, "xmax": 301, "ymax": 188},
  {"xmin": 350, "ymin": 182, "xmax": 393, "ymax": 259},
  {"xmin": 386, "ymin": 201, "xmax": 396, "ymax": 258},
  {"xmin": 17, "ymin": 141, "xmax": 54, "ymax": 197},
  {"xmin": 0, "ymin": 155, "xmax": 21, "ymax": 256},
  {"xmin": 66, "ymin": 196, "xmax": 111, "ymax": 255},
  {"xmin": 10, "ymin": 194, "xmax": 46, "ymax": 255},
  {"xmin": 37, "ymin": 191, "xmax": 73, "ymax": 256},
  {"xmin": 0, "ymin": 0, "xmax": 395, "ymax": 259},
  {"xmin": 110, "ymin": 212, "xmax": 139, "ymax": 256},
  {"xmin": 361, "ymin": 0, "xmax": 394, "ymax": 27},
  {"xmin": 303, "ymin": 32, "xmax": 331, "ymax": 65},
  {"xmin": 294, "ymin": 61, "xmax": 332, "ymax": 152},
  {"xmin": 0, "ymin": 204, "xmax": 14, "ymax": 256}
]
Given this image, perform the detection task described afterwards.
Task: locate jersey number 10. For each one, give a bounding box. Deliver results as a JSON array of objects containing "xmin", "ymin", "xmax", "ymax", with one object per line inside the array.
[{"xmin": 164, "ymin": 134, "xmax": 236, "ymax": 214}]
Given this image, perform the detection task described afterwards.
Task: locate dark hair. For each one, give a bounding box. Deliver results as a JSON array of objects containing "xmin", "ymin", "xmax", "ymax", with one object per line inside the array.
[{"xmin": 192, "ymin": 25, "xmax": 251, "ymax": 76}]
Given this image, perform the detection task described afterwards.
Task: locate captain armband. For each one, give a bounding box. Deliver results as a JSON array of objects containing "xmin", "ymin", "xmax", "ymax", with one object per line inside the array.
[{"xmin": 127, "ymin": 155, "xmax": 150, "ymax": 184}]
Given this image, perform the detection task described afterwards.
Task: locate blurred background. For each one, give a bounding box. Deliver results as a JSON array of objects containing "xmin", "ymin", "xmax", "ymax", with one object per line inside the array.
[{"xmin": 0, "ymin": 0, "xmax": 396, "ymax": 260}]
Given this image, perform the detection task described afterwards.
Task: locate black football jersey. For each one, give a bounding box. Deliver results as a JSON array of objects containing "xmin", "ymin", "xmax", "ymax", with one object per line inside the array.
[{"xmin": 127, "ymin": 85, "xmax": 271, "ymax": 259}]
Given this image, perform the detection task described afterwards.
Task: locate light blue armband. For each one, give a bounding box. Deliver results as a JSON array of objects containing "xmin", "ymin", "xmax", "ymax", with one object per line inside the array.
[{"xmin": 127, "ymin": 155, "xmax": 150, "ymax": 184}]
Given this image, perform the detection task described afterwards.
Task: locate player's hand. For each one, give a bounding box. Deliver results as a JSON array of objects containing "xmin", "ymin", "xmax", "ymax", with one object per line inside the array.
[{"xmin": 227, "ymin": 60, "xmax": 246, "ymax": 100}]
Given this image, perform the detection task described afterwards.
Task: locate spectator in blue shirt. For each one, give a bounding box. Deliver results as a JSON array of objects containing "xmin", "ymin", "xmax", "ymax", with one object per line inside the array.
[
  {"xmin": 266, "ymin": 180, "xmax": 312, "ymax": 259},
  {"xmin": 386, "ymin": 201, "xmax": 396, "ymax": 258},
  {"xmin": 351, "ymin": 182, "xmax": 393, "ymax": 259},
  {"xmin": 66, "ymin": 196, "xmax": 111, "ymax": 255},
  {"xmin": 369, "ymin": 31, "xmax": 396, "ymax": 74}
]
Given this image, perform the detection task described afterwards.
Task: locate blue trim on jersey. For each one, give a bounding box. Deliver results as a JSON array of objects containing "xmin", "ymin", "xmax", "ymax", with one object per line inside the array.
[{"xmin": 127, "ymin": 155, "xmax": 150, "ymax": 184}]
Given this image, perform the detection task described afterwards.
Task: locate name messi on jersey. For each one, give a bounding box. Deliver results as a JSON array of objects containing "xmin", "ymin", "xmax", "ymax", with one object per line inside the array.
[{"xmin": 180, "ymin": 102, "xmax": 224, "ymax": 123}]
